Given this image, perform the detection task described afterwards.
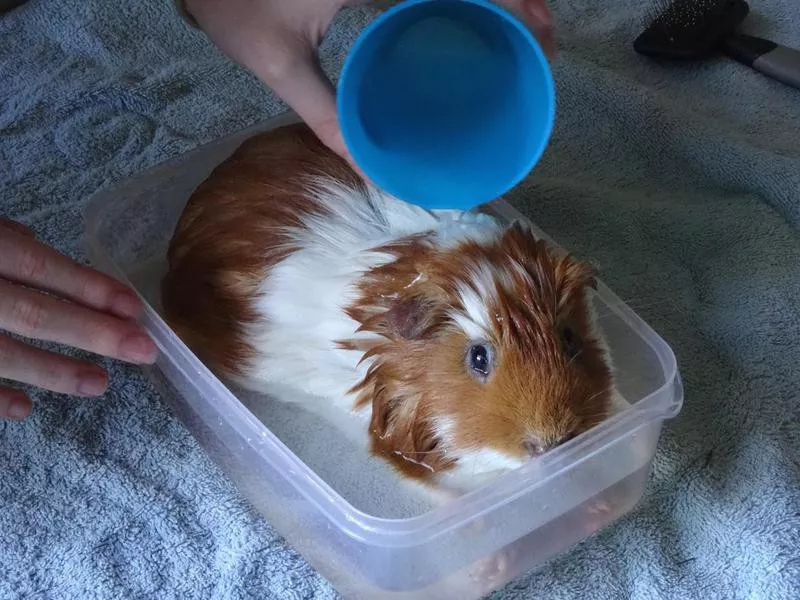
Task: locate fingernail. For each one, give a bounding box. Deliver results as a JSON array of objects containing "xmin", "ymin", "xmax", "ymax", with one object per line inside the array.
[
  {"xmin": 110, "ymin": 291, "xmax": 142, "ymax": 319},
  {"xmin": 527, "ymin": 1, "xmax": 552, "ymax": 25},
  {"xmin": 77, "ymin": 371, "xmax": 108, "ymax": 397},
  {"xmin": 119, "ymin": 332, "xmax": 158, "ymax": 363},
  {"xmin": 8, "ymin": 396, "xmax": 30, "ymax": 419},
  {"xmin": 541, "ymin": 32, "xmax": 557, "ymax": 58}
]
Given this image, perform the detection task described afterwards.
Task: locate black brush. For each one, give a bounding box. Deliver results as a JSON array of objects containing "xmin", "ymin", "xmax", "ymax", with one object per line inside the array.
[{"xmin": 635, "ymin": 0, "xmax": 800, "ymax": 90}]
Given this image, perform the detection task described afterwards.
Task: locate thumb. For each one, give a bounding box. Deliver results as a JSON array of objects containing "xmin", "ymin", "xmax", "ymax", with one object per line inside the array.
[
  {"xmin": 246, "ymin": 46, "xmax": 366, "ymax": 177},
  {"xmin": 498, "ymin": 0, "xmax": 556, "ymax": 56}
]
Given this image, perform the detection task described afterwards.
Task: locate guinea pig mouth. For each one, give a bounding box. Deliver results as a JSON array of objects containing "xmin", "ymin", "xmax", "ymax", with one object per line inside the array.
[
  {"xmin": 523, "ymin": 439, "xmax": 546, "ymax": 457},
  {"xmin": 523, "ymin": 432, "xmax": 576, "ymax": 458}
]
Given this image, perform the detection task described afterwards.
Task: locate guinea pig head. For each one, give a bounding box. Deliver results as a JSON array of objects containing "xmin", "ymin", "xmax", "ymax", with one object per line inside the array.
[{"xmin": 343, "ymin": 222, "xmax": 614, "ymax": 487}]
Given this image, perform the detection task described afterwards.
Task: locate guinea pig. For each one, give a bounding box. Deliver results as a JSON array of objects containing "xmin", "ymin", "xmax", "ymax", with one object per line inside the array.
[{"xmin": 161, "ymin": 122, "xmax": 617, "ymax": 498}]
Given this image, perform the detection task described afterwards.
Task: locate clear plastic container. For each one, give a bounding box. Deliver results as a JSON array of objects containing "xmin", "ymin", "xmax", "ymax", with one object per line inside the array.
[{"xmin": 83, "ymin": 113, "xmax": 683, "ymax": 600}]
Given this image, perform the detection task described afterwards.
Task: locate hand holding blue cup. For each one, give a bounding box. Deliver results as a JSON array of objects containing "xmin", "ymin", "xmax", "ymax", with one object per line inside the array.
[{"xmin": 337, "ymin": 0, "xmax": 556, "ymax": 211}]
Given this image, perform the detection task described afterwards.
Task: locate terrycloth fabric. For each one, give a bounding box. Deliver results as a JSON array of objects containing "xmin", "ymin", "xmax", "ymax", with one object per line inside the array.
[{"xmin": 1, "ymin": 0, "xmax": 799, "ymax": 598}]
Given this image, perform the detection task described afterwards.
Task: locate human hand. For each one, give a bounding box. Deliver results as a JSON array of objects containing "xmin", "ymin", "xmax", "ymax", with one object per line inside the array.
[
  {"xmin": 182, "ymin": 0, "xmax": 554, "ymax": 168},
  {"xmin": 0, "ymin": 218, "xmax": 158, "ymax": 420}
]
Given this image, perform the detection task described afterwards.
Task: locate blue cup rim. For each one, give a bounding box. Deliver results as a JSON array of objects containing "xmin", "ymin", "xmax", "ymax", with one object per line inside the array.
[{"xmin": 337, "ymin": 0, "xmax": 556, "ymax": 210}]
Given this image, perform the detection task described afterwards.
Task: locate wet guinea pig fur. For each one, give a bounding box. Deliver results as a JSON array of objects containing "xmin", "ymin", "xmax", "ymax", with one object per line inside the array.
[{"xmin": 161, "ymin": 123, "xmax": 619, "ymax": 499}]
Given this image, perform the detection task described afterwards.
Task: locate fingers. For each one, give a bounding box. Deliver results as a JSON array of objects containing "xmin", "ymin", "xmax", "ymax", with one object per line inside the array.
[
  {"xmin": 0, "ymin": 334, "xmax": 108, "ymax": 399},
  {"xmin": 184, "ymin": 0, "xmax": 371, "ymax": 178},
  {"xmin": 245, "ymin": 41, "xmax": 368, "ymax": 177},
  {"xmin": 0, "ymin": 217, "xmax": 35, "ymax": 237},
  {"xmin": 184, "ymin": 0, "xmax": 351, "ymax": 161},
  {"xmin": 268, "ymin": 58, "xmax": 369, "ymax": 181},
  {"xmin": 256, "ymin": 48, "xmax": 349, "ymax": 158},
  {"xmin": 0, "ymin": 218, "xmax": 151, "ymax": 415},
  {"xmin": 521, "ymin": 0, "xmax": 552, "ymax": 29},
  {"xmin": 0, "ymin": 224, "xmax": 143, "ymax": 320},
  {"xmin": 0, "ymin": 386, "xmax": 32, "ymax": 420},
  {"xmin": 498, "ymin": 0, "xmax": 556, "ymax": 56},
  {"xmin": 0, "ymin": 279, "xmax": 158, "ymax": 365}
]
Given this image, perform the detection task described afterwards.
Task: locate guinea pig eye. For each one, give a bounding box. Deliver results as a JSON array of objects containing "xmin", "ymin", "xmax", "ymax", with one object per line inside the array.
[
  {"xmin": 560, "ymin": 326, "xmax": 583, "ymax": 361},
  {"xmin": 467, "ymin": 343, "xmax": 493, "ymax": 381}
]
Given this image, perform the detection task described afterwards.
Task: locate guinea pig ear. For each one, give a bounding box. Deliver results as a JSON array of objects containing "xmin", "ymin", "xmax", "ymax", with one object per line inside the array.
[{"xmin": 383, "ymin": 295, "xmax": 440, "ymax": 341}]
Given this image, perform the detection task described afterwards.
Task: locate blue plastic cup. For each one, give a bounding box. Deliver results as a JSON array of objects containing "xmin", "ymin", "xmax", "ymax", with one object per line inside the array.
[{"xmin": 337, "ymin": 0, "xmax": 555, "ymax": 211}]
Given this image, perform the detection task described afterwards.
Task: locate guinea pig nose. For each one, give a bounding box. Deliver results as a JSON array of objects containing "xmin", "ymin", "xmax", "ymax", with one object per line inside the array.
[{"xmin": 523, "ymin": 438, "xmax": 546, "ymax": 457}]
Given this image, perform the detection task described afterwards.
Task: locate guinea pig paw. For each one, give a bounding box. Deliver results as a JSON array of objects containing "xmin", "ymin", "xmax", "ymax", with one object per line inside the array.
[
  {"xmin": 583, "ymin": 499, "xmax": 613, "ymax": 534},
  {"xmin": 466, "ymin": 515, "xmax": 489, "ymax": 538},
  {"xmin": 587, "ymin": 499, "xmax": 612, "ymax": 515},
  {"xmin": 469, "ymin": 550, "xmax": 513, "ymax": 586}
]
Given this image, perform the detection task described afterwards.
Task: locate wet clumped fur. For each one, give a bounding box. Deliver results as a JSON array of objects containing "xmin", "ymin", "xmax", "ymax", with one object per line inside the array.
[{"xmin": 162, "ymin": 123, "xmax": 617, "ymax": 495}]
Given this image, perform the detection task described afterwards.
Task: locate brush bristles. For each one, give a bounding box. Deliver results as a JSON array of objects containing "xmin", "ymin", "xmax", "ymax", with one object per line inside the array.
[
  {"xmin": 648, "ymin": 0, "xmax": 732, "ymax": 30},
  {"xmin": 637, "ymin": 0, "xmax": 749, "ymax": 59}
]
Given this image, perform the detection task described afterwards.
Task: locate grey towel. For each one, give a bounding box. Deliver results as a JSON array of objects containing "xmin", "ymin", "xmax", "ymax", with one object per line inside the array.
[{"xmin": 1, "ymin": 1, "xmax": 799, "ymax": 599}]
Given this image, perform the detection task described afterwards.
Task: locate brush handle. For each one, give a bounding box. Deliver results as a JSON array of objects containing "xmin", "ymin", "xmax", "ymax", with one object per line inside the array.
[{"xmin": 722, "ymin": 33, "xmax": 800, "ymax": 90}]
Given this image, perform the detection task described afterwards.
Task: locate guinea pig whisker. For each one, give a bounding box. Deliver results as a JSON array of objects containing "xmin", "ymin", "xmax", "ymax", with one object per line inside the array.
[
  {"xmin": 591, "ymin": 297, "xmax": 675, "ymax": 319},
  {"xmin": 605, "ymin": 297, "xmax": 674, "ymax": 310},
  {"xmin": 595, "ymin": 298, "xmax": 672, "ymax": 311},
  {"xmin": 395, "ymin": 448, "xmax": 449, "ymax": 456},
  {"xmin": 584, "ymin": 388, "xmax": 608, "ymax": 404},
  {"xmin": 392, "ymin": 451, "xmax": 437, "ymax": 472}
]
